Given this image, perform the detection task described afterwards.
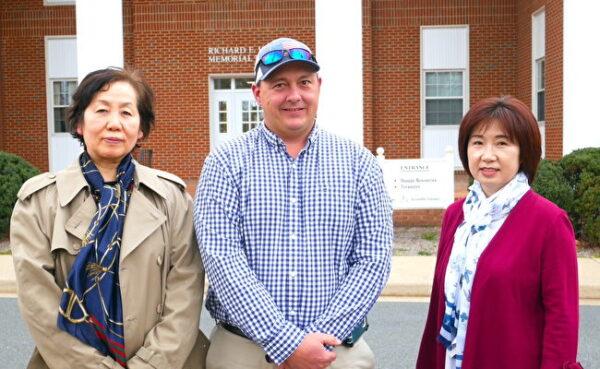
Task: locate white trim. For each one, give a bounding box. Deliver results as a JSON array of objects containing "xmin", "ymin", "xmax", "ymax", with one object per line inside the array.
[
  {"xmin": 208, "ymin": 74, "xmax": 255, "ymax": 150},
  {"xmin": 45, "ymin": 35, "xmax": 76, "ymax": 172},
  {"xmin": 44, "ymin": 0, "xmax": 75, "ymax": 6},
  {"xmin": 531, "ymin": 7, "xmax": 546, "ymax": 124},
  {"xmin": 420, "ymin": 25, "xmax": 469, "ymax": 166}
]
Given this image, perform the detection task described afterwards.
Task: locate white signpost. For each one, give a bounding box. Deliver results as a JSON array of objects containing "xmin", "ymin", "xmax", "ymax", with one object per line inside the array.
[{"xmin": 377, "ymin": 146, "xmax": 455, "ymax": 209}]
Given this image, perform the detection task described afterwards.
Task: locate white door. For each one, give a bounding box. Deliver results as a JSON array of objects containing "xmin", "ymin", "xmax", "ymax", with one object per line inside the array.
[
  {"xmin": 211, "ymin": 77, "xmax": 262, "ymax": 149},
  {"xmin": 46, "ymin": 37, "xmax": 82, "ymax": 172}
]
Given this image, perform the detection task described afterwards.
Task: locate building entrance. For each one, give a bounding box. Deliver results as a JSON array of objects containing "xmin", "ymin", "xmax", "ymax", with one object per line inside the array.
[{"xmin": 211, "ymin": 76, "xmax": 263, "ymax": 149}]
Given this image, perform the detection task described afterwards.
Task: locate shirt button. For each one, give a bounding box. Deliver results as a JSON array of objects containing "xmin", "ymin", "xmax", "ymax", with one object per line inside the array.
[
  {"xmin": 290, "ymin": 233, "xmax": 297, "ymax": 240},
  {"xmin": 157, "ymin": 304, "xmax": 163, "ymax": 314},
  {"xmin": 157, "ymin": 255, "xmax": 163, "ymax": 266},
  {"xmin": 289, "ymin": 310, "xmax": 297, "ymax": 316},
  {"xmin": 290, "ymin": 197, "xmax": 297, "ymax": 204},
  {"xmin": 290, "ymin": 271, "xmax": 297, "ymax": 278}
]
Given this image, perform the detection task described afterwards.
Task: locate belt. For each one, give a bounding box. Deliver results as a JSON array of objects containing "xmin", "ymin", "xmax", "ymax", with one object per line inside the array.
[
  {"xmin": 219, "ymin": 319, "xmax": 368, "ymax": 348},
  {"xmin": 220, "ymin": 322, "xmax": 249, "ymax": 339}
]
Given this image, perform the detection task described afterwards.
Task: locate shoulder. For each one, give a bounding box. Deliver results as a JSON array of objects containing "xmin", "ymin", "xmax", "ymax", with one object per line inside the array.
[
  {"xmin": 516, "ymin": 190, "xmax": 567, "ymax": 222},
  {"xmin": 317, "ymin": 130, "xmax": 378, "ymax": 171},
  {"xmin": 136, "ymin": 164, "xmax": 188, "ymax": 201},
  {"xmin": 17, "ymin": 172, "xmax": 57, "ymax": 201}
]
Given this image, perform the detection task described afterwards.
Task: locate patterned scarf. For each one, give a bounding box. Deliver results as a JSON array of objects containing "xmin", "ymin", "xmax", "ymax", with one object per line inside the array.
[
  {"xmin": 438, "ymin": 172, "xmax": 530, "ymax": 369},
  {"xmin": 58, "ymin": 152, "xmax": 135, "ymax": 367}
]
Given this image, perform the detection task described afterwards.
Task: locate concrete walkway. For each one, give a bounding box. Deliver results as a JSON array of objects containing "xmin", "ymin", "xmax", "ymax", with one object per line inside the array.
[{"xmin": 2, "ymin": 254, "xmax": 599, "ymax": 303}]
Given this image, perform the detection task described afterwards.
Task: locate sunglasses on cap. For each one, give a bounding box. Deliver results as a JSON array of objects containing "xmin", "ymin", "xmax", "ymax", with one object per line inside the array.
[{"xmin": 259, "ymin": 48, "xmax": 315, "ymax": 67}]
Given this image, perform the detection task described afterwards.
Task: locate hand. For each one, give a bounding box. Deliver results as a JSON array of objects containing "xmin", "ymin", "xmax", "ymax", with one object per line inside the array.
[{"xmin": 279, "ymin": 333, "xmax": 341, "ymax": 369}]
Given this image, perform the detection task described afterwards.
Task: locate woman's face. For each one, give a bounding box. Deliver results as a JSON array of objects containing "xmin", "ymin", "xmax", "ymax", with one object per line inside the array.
[
  {"xmin": 467, "ymin": 120, "xmax": 520, "ymax": 197},
  {"xmin": 77, "ymin": 81, "xmax": 143, "ymax": 167}
]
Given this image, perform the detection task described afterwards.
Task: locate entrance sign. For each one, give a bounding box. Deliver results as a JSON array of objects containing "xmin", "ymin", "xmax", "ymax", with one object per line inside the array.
[{"xmin": 377, "ymin": 147, "xmax": 454, "ymax": 209}]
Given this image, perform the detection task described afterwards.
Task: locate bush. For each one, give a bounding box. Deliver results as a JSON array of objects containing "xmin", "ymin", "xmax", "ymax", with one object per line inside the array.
[
  {"xmin": 534, "ymin": 148, "xmax": 600, "ymax": 247},
  {"xmin": 532, "ymin": 159, "xmax": 574, "ymax": 215},
  {"xmin": 0, "ymin": 152, "xmax": 40, "ymax": 237}
]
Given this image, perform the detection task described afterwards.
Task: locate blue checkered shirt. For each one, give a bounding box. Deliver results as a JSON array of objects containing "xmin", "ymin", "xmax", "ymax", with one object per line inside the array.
[{"xmin": 193, "ymin": 123, "xmax": 392, "ymax": 364}]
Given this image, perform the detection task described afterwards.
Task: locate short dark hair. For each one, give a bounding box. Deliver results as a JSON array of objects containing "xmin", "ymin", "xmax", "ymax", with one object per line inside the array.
[
  {"xmin": 458, "ymin": 96, "xmax": 542, "ymax": 183},
  {"xmin": 67, "ymin": 67, "xmax": 155, "ymax": 145}
]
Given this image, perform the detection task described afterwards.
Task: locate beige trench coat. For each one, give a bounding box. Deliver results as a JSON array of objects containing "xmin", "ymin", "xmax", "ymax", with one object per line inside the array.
[{"xmin": 10, "ymin": 161, "xmax": 207, "ymax": 369}]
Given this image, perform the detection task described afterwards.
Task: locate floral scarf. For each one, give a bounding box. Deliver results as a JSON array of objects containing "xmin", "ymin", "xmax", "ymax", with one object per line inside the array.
[{"xmin": 438, "ymin": 172, "xmax": 530, "ymax": 369}]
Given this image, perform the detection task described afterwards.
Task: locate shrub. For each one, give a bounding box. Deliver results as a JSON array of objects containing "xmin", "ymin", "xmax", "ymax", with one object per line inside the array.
[
  {"xmin": 532, "ymin": 159, "xmax": 574, "ymax": 215},
  {"xmin": 0, "ymin": 152, "xmax": 40, "ymax": 237},
  {"xmin": 534, "ymin": 148, "xmax": 600, "ymax": 247},
  {"xmin": 560, "ymin": 148, "xmax": 600, "ymax": 191}
]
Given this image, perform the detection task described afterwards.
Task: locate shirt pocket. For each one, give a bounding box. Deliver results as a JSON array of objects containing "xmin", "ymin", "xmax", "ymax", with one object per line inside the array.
[{"xmin": 311, "ymin": 178, "xmax": 355, "ymax": 235}]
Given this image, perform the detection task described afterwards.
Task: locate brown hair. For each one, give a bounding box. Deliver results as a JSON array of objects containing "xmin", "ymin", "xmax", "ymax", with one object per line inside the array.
[
  {"xmin": 67, "ymin": 67, "xmax": 155, "ymax": 145},
  {"xmin": 458, "ymin": 96, "xmax": 542, "ymax": 183}
]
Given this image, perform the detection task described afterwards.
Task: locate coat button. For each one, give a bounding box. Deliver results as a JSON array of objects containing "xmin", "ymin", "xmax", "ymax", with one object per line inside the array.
[
  {"xmin": 156, "ymin": 304, "xmax": 163, "ymax": 314},
  {"xmin": 157, "ymin": 255, "xmax": 163, "ymax": 266}
]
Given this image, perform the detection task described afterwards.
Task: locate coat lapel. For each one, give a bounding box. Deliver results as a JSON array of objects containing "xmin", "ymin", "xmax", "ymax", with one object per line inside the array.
[{"xmin": 120, "ymin": 187, "xmax": 166, "ymax": 261}]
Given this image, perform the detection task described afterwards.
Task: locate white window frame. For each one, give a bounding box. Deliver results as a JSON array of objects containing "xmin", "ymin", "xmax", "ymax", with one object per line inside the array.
[
  {"xmin": 49, "ymin": 79, "xmax": 77, "ymax": 134},
  {"xmin": 44, "ymin": 0, "xmax": 75, "ymax": 6},
  {"xmin": 208, "ymin": 74, "xmax": 261, "ymax": 149},
  {"xmin": 422, "ymin": 69, "xmax": 466, "ymax": 126},
  {"xmin": 532, "ymin": 7, "xmax": 546, "ymax": 123}
]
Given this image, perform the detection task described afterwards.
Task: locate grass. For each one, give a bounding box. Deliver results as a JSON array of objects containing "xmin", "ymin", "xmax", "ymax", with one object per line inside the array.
[
  {"xmin": 417, "ymin": 250, "xmax": 432, "ymax": 256},
  {"xmin": 0, "ymin": 248, "xmax": 11, "ymax": 255},
  {"xmin": 420, "ymin": 230, "xmax": 439, "ymax": 242}
]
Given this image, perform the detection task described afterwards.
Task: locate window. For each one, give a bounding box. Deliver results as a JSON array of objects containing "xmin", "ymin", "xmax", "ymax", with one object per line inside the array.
[
  {"xmin": 52, "ymin": 80, "xmax": 77, "ymax": 133},
  {"xmin": 535, "ymin": 58, "xmax": 545, "ymax": 121},
  {"xmin": 424, "ymin": 71, "xmax": 464, "ymax": 125},
  {"xmin": 241, "ymin": 100, "xmax": 262, "ymax": 132},
  {"xmin": 532, "ymin": 9, "xmax": 545, "ymax": 122},
  {"xmin": 218, "ymin": 100, "xmax": 228, "ymax": 133}
]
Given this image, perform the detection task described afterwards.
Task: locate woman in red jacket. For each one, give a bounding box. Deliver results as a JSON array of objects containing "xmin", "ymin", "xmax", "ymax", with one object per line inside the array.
[{"xmin": 416, "ymin": 96, "xmax": 582, "ymax": 369}]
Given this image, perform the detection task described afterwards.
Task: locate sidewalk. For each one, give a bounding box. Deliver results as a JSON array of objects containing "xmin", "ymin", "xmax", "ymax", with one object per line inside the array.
[{"xmin": 2, "ymin": 254, "xmax": 599, "ymax": 302}]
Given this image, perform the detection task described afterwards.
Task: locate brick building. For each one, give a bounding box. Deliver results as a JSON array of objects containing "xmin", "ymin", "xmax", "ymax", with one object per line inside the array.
[{"xmin": 0, "ymin": 0, "xmax": 565, "ymax": 224}]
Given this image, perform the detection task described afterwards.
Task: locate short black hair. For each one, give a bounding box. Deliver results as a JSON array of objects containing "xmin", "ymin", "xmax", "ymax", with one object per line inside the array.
[
  {"xmin": 458, "ymin": 96, "xmax": 542, "ymax": 183},
  {"xmin": 67, "ymin": 67, "xmax": 155, "ymax": 145}
]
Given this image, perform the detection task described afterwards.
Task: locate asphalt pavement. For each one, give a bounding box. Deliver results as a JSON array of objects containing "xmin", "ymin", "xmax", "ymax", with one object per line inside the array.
[{"xmin": 1, "ymin": 299, "xmax": 599, "ymax": 369}]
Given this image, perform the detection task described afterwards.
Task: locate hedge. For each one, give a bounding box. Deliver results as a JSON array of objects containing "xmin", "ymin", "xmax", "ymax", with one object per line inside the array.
[
  {"xmin": 533, "ymin": 148, "xmax": 600, "ymax": 247},
  {"xmin": 0, "ymin": 152, "xmax": 40, "ymax": 237}
]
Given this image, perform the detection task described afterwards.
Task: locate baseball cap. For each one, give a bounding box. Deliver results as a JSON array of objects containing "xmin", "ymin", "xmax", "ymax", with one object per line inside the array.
[{"xmin": 254, "ymin": 37, "xmax": 320, "ymax": 83}]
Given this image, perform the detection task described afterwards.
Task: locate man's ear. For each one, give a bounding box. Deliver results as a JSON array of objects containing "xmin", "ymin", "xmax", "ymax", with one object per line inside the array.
[{"xmin": 251, "ymin": 82, "xmax": 262, "ymax": 107}]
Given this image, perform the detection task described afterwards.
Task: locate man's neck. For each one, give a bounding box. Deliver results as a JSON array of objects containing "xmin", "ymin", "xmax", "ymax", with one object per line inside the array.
[{"xmin": 264, "ymin": 122, "xmax": 314, "ymax": 159}]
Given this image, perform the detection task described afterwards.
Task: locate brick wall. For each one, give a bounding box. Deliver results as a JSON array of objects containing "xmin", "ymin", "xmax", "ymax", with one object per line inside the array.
[
  {"xmin": 123, "ymin": 0, "xmax": 316, "ymax": 180},
  {"xmin": 0, "ymin": 1, "xmax": 75, "ymax": 171},
  {"xmin": 516, "ymin": 0, "xmax": 562, "ymax": 160},
  {"xmin": 369, "ymin": 0, "xmax": 518, "ymax": 159},
  {"xmin": 0, "ymin": 0, "xmax": 563, "ymax": 216}
]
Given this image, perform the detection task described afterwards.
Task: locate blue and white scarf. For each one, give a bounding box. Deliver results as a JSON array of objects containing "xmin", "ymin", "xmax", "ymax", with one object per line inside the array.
[
  {"xmin": 58, "ymin": 152, "xmax": 135, "ymax": 367},
  {"xmin": 438, "ymin": 172, "xmax": 530, "ymax": 369}
]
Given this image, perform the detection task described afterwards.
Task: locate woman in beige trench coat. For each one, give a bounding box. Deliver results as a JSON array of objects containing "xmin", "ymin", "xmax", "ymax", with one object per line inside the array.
[{"xmin": 10, "ymin": 68, "xmax": 206, "ymax": 369}]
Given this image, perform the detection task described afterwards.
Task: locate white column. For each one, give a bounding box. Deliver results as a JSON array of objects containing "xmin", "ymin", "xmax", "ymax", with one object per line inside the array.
[
  {"xmin": 315, "ymin": 0, "xmax": 363, "ymax": 145},
  {"xmin": 563, "ymin": 2, "xmax": 600, "ymax": 154},
  {"xmin": 76, "ymin": 0, "xmax": 123, "ymax": 82}
]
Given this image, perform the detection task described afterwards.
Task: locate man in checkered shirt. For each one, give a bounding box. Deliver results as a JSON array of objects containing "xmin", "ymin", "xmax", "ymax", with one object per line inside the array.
[{"xmin": 194, "ymin": 37, "xmax": 393, "ymax": 369}]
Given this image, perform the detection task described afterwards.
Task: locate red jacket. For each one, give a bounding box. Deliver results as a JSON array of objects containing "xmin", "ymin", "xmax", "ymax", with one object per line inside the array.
[{"xmin": 416, "ymin": 190, "xmax": 580, "ymax": 369}]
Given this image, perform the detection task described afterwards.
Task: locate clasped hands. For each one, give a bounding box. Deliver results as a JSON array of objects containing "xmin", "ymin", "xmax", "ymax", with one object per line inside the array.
[{"xmin": 278, "ymin": 332, "xmax": 341, "ymax": 369}]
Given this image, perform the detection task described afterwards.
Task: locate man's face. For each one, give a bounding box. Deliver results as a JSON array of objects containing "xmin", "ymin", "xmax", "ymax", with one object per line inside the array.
[{"xmin": 252, "ymin": 62, "xmax": 321, "ymax": 141}]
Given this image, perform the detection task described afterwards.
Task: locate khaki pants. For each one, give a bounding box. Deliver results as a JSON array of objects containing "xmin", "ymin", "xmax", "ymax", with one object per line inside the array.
[{"xmin": 206, "ymin": 325, "xmax": 375, "ymax": 369}]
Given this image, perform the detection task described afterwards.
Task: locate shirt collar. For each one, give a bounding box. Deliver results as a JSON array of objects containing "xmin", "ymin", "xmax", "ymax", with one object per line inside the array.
[{"xmin": 259, "ymin": 121, "xmax": 320, "ymax": 152}]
